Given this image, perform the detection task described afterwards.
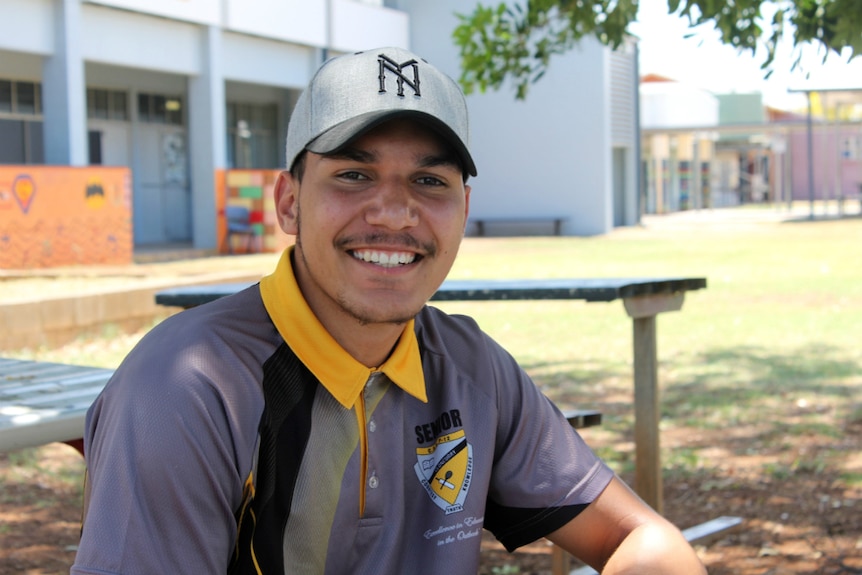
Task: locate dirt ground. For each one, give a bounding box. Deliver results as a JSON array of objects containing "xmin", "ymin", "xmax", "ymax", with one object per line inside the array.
[
  {"xmin": 1, "ymin": 422, "xmax": 859, "ymax": 575},
  {"xmin": 2, "ymin": 207, "xmax": 860, "ymax": 573}
]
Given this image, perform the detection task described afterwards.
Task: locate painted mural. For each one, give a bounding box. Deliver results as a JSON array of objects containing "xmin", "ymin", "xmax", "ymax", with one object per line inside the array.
[
  {"xmin": 0, "ymin": 166, "xmax": 133, "ymax": 269},
  {"xmin": 215, "ymin": 169, "xmax": 294, "ymax": 255}
]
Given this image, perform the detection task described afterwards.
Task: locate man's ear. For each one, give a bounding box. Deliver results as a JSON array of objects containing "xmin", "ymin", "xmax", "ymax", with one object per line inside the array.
[
  {"xmin": 462, "ymin": 184, "xmax": 471, "ymax": 234},
  {"xmin": 274, "ymin": 170, "xmax": 299, "ymax": 235}
]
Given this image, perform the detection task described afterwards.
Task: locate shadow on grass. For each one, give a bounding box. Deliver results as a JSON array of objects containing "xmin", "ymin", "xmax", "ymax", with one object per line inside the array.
[
  {"xmin": 525, "ymin": 343, "xmax": 862, "ymax": 472},
  {"xmin": 779, "ymin": 212, "xmax": 862, "ymax": 225},
  {"xmin": 519, "ymin": 358, "xmax": 636, "ymax": 426},
  {"xmin": 514, "ymin": 345, "xmax": 862, "ymax": 573},
  {"xmin": 526, "ymin": 343, "xmax": 860, "ymax": 430},
  {"xmin": 662, "ymin": 343, "xmax": 861, "ymax": 431}
]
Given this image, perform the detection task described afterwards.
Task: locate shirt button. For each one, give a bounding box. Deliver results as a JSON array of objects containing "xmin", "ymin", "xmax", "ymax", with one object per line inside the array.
[
  {"xmin": 369, "ymin": 419, "xmax": 377, "ymax": 433},
  {"xmin": 368, "ymin": 474, "xmax": 379, "ymax": 489}
]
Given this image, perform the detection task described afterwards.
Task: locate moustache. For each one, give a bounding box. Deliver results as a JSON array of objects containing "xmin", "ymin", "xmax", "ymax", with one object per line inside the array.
[{"xmin": 336, "ymin": 232, "xmax": 436, "ymax": 257}]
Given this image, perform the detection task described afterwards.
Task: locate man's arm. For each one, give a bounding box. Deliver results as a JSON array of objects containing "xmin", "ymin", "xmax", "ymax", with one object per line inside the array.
[
  {"xmin": 547, "ymin": 476, "xmax": 706, "ymax": 574},
  {"xmin": 71, "ymin": 316, "xmax": 260, "ymax": 574}
]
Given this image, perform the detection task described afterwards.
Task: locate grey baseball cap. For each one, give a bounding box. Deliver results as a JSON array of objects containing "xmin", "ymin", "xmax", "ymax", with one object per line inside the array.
[{"xmin": 286, "ymin": 47, "xmax": 477, "ymax": 177}]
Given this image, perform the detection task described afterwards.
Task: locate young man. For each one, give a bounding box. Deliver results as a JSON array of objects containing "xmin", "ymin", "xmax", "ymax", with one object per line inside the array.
[{"xmin": 73, "ymin": 47, "xmax": 705, "ymax": 574}]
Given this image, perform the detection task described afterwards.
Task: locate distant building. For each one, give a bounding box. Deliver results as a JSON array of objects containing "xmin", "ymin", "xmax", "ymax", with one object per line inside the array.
[
  {"xmin": 641, "ymin": 74, "xmax": 719, "ymax": 128},
  {"xmin": 395, "ymin": 0, "xmax": 642, "ymax": 236},
  {"xmin": 2, "ymin": 0, "xmax": 644, "ymax": 266},
  {"xmin": 639, "ymin": 74, "xmax": 862, "ymax": 213},
  {"xmin": 639, "ymin": 75, "xmax": 721, "ymax": 212},
  {"xmin": 1, "ymin": 0, "xmax": 408, "ymax": 252}
]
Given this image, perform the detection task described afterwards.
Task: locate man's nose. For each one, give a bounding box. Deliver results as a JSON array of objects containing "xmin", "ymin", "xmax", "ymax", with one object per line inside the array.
[{"xmin": 365, "ymin": 180, "xmax": 419, "ymax": 229}]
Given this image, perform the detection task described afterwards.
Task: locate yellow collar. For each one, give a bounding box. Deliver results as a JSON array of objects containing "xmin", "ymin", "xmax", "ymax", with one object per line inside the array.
[{"xmin": 259, "ymin": 248, "xmax": 427, "ymax": 408}]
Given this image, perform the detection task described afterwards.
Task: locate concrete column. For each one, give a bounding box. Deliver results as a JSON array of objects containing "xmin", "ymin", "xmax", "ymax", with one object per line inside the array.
[
  {"xmin": 188, "ymin": 25, "xmax": 225, "ymax": 250},
  {"xmin": 42, "ymin": 0, "xmax": 87, "ymax": 166}
]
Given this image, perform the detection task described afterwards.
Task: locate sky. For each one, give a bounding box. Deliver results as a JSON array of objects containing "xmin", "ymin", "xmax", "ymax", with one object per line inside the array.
[{"xmin": 628, "ymin": 2, "xmax": 862, "ymax": 111}]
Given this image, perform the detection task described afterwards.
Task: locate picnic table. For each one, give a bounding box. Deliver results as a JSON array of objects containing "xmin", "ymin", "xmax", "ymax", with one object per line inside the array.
[
  {"xmin": 0, "ymin": 357, "xmax": 113, "ymax": 454},
  {"xmin": 156, "ymin": 276, "xmax": 707, "ymax": 513}
]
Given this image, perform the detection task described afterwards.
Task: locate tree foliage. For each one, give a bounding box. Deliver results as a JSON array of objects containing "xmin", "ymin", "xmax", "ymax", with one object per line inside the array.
[{"xmin": 453, "ymin": 0, "xmax": 862, "ymax": 99}]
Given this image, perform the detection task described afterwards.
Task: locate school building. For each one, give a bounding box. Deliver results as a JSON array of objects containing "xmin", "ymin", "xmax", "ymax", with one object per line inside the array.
[{"xmin": 1, "ymin": 0, "xmax": 640, "ymax": 268}]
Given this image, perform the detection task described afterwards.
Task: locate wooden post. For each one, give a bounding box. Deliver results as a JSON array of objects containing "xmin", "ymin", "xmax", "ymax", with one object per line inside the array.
[
  {"xmin": 623, "ymin": 293, "xmax": 685, "ymax": 514},
  {"xmin": 551, "ymin": 545, "xmax": 570, "ymax": 575},
  {"xmin": 632, "ymin": 315, "xmax": 662, "ymax": 512}
]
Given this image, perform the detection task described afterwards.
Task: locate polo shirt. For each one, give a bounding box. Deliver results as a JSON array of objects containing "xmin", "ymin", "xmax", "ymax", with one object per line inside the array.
[{"xmin": 72, "ymin": 248, "xmax": 613, "ymax": 575}]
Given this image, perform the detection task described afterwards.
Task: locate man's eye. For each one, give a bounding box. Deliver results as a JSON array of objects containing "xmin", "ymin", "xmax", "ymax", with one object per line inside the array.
[
  {"xmin": 416, "ymin": 176, "xmax": 444, "ymax": 186},
  {"xmin": 338, "ymin": 171, "xmax": 367, "ymax": 181}
]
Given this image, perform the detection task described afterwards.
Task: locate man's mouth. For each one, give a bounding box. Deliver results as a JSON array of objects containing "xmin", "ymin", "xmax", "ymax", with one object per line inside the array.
[{"xmin": 351, "ymin": 249, "xmax": 418, "ymax": 268}]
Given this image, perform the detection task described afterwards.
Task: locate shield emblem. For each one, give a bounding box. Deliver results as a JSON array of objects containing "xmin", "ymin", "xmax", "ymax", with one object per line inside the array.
[{"xmin": 414, "ymin": 430, "xmax": 473, "ymax": 514}]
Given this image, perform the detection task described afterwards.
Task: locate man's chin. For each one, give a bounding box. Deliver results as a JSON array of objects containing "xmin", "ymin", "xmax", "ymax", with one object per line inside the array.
[
  {"xmin": 350, "ymin": 308, "xmax": 420, "ymax": 327},
  {"xmin": 342, "ymin": 299, "xmax": 423, "ymax": 327}
]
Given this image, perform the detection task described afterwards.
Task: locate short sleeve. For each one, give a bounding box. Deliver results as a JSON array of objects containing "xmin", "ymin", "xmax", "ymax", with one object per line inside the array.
[
  {"xmin": 73, "ymin": 305, "xmax": 266, "ymax": 574},
  {"xmin": 483, "ymin": 338, "xmax": 614, "ymax": 551}
]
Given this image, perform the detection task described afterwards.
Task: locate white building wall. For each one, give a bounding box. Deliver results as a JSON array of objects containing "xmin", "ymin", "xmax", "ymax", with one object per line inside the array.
[
  {"xmin": 85, "ymin": 63, "xmax": 187, "ymax": 94},
  {"xmin": 86, "ymin": 0, "xmax": 220, "ymax": 26},
  {"xmin": 392, "ymin": 0, "xmax": 621, "ymax": 236},
  {"xmin": 0, "ymin": 0, "xmax": 54, "ymax": 55},
  {"xmin": 1, "ymin": 0, "xmax": 643, "ymax": 242},
  {"xmin": 43, "ymin": 0, "xmax": 88, "ymax": 165},
  {"xmin": 640, "ymin": 82, "xmax": 719, "ymax": 128},
  {"xmin": 608, "ymin": 39, "xmax": 639, "ymax": 226},
  {"xmin": 224, "ymin": 0, "xmax": 327, "ymax": 47},
  {"xmin": 188, "ymin": 26, "xmax": 225, "ymax": 250},
  {"xmin": 81, "ymin": 4, "xmax": 203, "ymax": 75},
  {"xmin": 222, "ymin": 32, "xmax": 317, "ymax": 88},
  {"xmin": 0, "ymin": 0, "xmax": 410, "ymax": 249},
  {"xmin": 331, "ymin": 0, "xmax": 409, "ymax": 52}
]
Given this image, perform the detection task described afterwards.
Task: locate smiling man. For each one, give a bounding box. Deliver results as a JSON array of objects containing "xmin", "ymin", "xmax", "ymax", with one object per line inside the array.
[{"xmin": 72, "ymin": 47, "xmax": 705, "ymax": 575}]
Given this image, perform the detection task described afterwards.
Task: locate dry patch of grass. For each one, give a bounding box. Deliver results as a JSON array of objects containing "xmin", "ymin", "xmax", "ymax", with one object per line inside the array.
[{"xmin": 2, "ymin": 206, "xmax": 861, "ymax": 574}]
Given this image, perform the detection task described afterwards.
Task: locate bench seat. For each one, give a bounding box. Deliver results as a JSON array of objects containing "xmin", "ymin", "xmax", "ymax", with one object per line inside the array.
[
  {"xmin": 0, "ymin": 357, "xmax": 113, "ymax": 453},
  {"xmin": 472, "ymin": 217, "xmax": 567, "ymax": 236}
]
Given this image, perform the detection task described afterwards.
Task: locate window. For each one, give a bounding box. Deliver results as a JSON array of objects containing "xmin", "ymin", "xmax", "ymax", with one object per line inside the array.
[
  {"xmin": 0, "ymin": 79, "xmax": 42, "ymax": 116},
  {"xmin": 110, "ymin": 90, "xmax": 127, "ymax": 120},
  {"xmin": 0, "ymin": 81, "xmax": 11, "ymax": 113},
  {"xmin": 87, "ymin": 88, "xmax": 129, "ymax": 121},
  {"xmin": 0, "ymin": 118, "xmax": 44, "ymax": 164},
  {"xmin": 15, "ymin": 82, "xmax": 37, "ymax": 115},
  {"xmin": 0, "ymin": 78, "xmax": 44, "ymax": 164},
  {"xmin": 226, "ymin": 101, "xmax": 279, "ymax": 169},
  {"xmin": 138, "ymin": 92, "xmax": 183, "ymax": 125}
]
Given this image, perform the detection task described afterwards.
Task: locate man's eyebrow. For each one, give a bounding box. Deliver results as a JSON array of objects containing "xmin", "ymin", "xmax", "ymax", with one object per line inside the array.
[
  {"xmin": 320, "ymin": 148, "xmax": 376, "ymax": 164},
  {"xmin": 321, "ymin": 148, "xmax": 461, "ymax": 172},
  {"xmin": 418, "ymin": 154, "xmax": 461, "ymax": 172}
]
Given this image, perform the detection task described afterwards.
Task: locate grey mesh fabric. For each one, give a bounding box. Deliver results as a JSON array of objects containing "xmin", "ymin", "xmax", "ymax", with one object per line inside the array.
[
  {"xmin": 286, "ymin": 47, "xmax": 477, "ymax": 176},
  {"xmin": 72, "ymin": 285, "xmax": 613, "ymax": 574}
]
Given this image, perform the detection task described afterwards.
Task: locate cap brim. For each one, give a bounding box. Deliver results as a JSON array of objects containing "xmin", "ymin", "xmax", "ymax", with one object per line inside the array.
[{"xmin": 306, "ymin": 110, "xmax": 477, "ymax": 177}]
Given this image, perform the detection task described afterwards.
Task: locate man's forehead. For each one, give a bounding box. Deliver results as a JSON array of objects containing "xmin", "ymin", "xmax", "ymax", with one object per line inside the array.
[{"xmin": 321, "ymin": 118, "xmax": 462, "ymax": 166}]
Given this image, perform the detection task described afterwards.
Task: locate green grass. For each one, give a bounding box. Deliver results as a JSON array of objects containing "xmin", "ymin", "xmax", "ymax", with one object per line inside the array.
[
  {"xmin": 435, "ymin": 215, "xmax": 862, "ymax": 482},
  {"xmin": 5, "ymin": 209, "xmax": 862, "ymax": 485}
]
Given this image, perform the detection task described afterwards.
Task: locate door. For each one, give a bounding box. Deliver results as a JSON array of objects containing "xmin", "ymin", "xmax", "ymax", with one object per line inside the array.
[{"xmin": 134, "ymin": 125, "xmax": 191, "ymax": 244}]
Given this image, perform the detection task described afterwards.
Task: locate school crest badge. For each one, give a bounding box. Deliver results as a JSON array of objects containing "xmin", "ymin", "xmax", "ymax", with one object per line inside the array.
[{"xmin": 414, "ymin": 430, "xmax": 473, "ymax": 514}]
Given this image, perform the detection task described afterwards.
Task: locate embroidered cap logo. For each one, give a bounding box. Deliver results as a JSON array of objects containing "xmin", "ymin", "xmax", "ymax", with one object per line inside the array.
[{"xmin": 378, "ymin": 54, "xmax": 420, "ymax": 97}]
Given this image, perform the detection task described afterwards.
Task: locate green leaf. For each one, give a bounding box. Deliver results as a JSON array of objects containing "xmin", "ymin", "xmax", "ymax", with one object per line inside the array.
[{"xmin": 456, "ymin": 0, "xmax": 862, "ymax": 100}]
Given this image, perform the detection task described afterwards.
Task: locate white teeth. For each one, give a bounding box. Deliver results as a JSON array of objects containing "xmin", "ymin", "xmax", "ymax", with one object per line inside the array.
[{"xmin": 352, "ymin": 250, "xmax": 416, "ymax": 267}]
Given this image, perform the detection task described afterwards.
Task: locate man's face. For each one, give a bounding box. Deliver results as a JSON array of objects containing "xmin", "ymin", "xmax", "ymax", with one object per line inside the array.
[{"xmin": 276, "ymin": 118, "xmax": 471, "ymax": 329}]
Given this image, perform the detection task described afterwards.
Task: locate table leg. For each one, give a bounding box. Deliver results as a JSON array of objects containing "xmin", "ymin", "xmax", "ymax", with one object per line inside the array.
[
  {"xmin": 551, "ymin": 544, "xmax": 570, "ymax": 575},
  {"xmin": 623, "ymin": 293, "xmax": 685, "ymax": 514},
  {"xmin": 632, "ymin": 315, "xmax": 662, "ymax": 512},
  {"xmin": 65, "ymin": 438, "xmax": 85, "ymax": 457}
]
